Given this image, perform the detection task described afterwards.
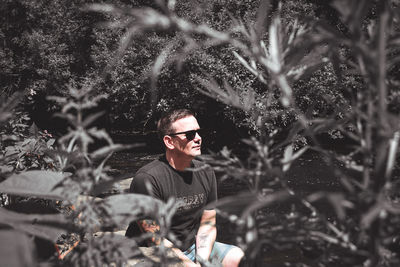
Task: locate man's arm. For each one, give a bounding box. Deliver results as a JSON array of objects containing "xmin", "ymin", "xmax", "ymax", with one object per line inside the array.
[
  {"xmin": 137, "ymin": 219, "xmax": 200, "ymax": 267},
  {"xmin": 195, "ymin": 209, "xmax": 217, "ymax": 263}
]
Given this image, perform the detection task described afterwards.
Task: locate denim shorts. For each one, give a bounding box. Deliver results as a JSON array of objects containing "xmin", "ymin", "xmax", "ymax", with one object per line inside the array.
[{"xmin": 183, "ymin": 241, "xmax": 234, "ymax": 264}]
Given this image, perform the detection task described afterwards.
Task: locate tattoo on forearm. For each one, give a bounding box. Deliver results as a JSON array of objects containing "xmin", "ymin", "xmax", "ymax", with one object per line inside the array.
[
  {"xmin": 197, "ymin": 233, "xmax": 209, "ymax": 249},
  {"xmin": 200, "ymin": 220, "xmax": 215, "ymax": 227}
]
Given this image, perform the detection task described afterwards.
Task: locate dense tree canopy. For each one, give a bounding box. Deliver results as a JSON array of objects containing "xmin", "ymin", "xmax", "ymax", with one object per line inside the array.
[
  {"xmin": 0, "ymin": 0, "xmax": 343, "ymax": 139},
  {"xmin": 2, "ymin": 0, "xmax": 399, "ymax": 148}
]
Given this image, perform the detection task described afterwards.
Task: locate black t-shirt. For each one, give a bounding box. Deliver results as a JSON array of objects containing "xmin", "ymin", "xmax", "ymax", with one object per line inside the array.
[{"xmin": 125, "ymin": 155, "xmax": 217, "ymax": 250}]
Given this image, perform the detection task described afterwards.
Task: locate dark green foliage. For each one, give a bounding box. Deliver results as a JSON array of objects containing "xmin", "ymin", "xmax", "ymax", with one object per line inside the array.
[
  {"xmin": 0, "ymin": 87, "xmax": 176, "ymax": 266},
  {"xmin": 2, "ymin": 0, "xmax": 400, "ymax": 266},
  {"xmin": 88, "ymin": 0, "xmax": 400, "ymax": 266}
]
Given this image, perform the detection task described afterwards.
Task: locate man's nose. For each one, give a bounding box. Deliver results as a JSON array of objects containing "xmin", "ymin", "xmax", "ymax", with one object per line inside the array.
[{"xmin": 194, "ymin": 132, "xmax": 201, "ymax": 141}]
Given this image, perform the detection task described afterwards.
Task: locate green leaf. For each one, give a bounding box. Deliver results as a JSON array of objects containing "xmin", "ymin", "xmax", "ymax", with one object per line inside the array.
[
  {"xmin": 90, "ymin": 174, "xmax": 133, "ymax": 196},
  {"xmin": 214, "ymin": 191, "xmax": 290, "ymax": 220},
  {"xmin": 0, "ymin": 92, "xmax": 23, "ymax": 123},
  {"xmin": 282, "ymin": 145, "xmax": 293, "ymax": 172},
  {"xmin": 240, "ymin": 190, "xmax": 290, "ymax": 220},
  {"xmin": 282, "ymin": 145, "xmax": 308, "ymax": 172},
  {"xmin": 326, "ymin": 193, "xmax": 348, "ymax": 220},
  {"xmin": 254, "ymin": 0, "xmax": 271, "ymax": 39},
  {"xmin": 46, "ymin": 138, "xmax": 55, "ymax": 147},
  {"xmin": 91, "ymin": 144, "xmax": 143, "ymax": 160},
  {"xmin": 360, "ymin": 201, "xmax": 385, "ymax": 229},
  {"xmin": 268, "ymin": 16, "xmax": 283, "ymax": 73},
  {"xmin": 0, "ymin": 230, "xmax": 36, "ymax": 267},
  {"xmin": 4, "ymin": 146, "xmax": 18, "ymax": 158},
  {"xmin": 0, "ymin": 208, "xmax": 69, "ymax": 242},
  {"xmin": 0, "ymin": 170, "xmax": 69, "ymax": 200},
  {"xmin": 101, "ymin": 194, "xmax": 169, "ymax": 227},
  {"xmin": 85, "ymin": 3, "xmax": 117, "ymax": 13},
  {"xmin": 150, "ymin": 41, "xmax": 176, "ymax": 107},
  {"xmin": 93, "ymin": 232, "xmax": 141, "ymax": 259},
  {"xmin": 82, "ymin": 111, "xmax": 106, "ymax": 128},
  {"xmin": 87, "ymin": 128, "xmax": 113, "ymax": 145},
  {"xmin": 232, "ymin": 51, "xmax": 267, "ymax": 84},
  {"xmin": 385, "ymin": 131, "xmax": 400, "ymax": 179}
]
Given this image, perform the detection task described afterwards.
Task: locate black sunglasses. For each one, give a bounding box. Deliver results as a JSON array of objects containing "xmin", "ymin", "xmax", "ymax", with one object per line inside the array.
[{"xmin": 168, "ymin": 129, "xmax": 203, "ymax": 141}]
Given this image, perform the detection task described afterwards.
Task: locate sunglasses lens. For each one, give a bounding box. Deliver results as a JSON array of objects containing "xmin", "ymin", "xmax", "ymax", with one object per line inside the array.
[{"xmin": 186, "ymin": 130, "xmax": 196, "ymax": 140}]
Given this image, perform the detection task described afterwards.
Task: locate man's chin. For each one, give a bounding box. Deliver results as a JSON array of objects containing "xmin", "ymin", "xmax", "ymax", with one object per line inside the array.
[{"xmin": 192, "ymin": 150, "xmax": 201, "ymax": 157}]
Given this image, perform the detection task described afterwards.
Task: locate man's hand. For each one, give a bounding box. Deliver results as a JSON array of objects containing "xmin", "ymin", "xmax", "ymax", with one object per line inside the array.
[
  {"xmin": 137, "ymin": 220, "xmax": 202, "ymax": 265},
  {"xmin": 163, "ymin": 239, "xmax": 201, "ymax": 267},
  {"xmin": 137, "ymin": 219, "xmax": 161, "ymax": 245}
]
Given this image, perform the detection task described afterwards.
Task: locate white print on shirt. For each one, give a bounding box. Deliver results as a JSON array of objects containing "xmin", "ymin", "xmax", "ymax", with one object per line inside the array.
[{"xmin": 176, "ymin": 193, "xmax": 205, "ymax": 211}]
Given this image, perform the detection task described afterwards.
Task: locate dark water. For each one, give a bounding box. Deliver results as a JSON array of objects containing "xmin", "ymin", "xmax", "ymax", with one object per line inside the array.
[{"xmin": 107, "ymin": 150, "xmax": 343, "ymax": 266}]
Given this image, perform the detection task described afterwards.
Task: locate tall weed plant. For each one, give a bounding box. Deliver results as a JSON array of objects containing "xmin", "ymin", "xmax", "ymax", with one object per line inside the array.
[
  {"xmin": 0, "ymin": 87, "xmax": 178, "ymax": 266},
  {"xmin": 89, "ymin": 0, "xmax": 400, "ymax": 266}
]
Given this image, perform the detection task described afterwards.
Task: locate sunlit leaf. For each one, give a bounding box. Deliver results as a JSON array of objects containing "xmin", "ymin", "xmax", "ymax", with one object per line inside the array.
[
  {"xmin": 150, "ymin": 41, "xmax": 177, "ymax": 107},
  {"xmin": 47, "ymin": 138, "xmax": 55, "ymax": 147},
  {"xmin": 282, "ymin": 145, "xmax": 293, "ymax": 172},
  {"xmin": 268, "ymin": 17, "xmax": 282, "ymax": 73},
  {"xmin": 282, "ymin": 145, "xmax": 308, "ymax": 172},
  {"xmin": 385, "ymin": 131, "xmax": 400, "ymax": 178},
  {"xmin": 85, "ymin": 3, "xmax": 118, "ymax": 13},
  {"xmin": 0, "ymin": 170, "xmax": 70, "ymax": 200},
  {"xmin": 232, "ymin": 51, "xmax": 267, "ymax": 84},
  {"xmin": 82, "ymin": 111, "xmax": 106, "ymax": 128},
  {"xmin": 345, "ymin": 160, "xmax": 364, "ymax": 172}
]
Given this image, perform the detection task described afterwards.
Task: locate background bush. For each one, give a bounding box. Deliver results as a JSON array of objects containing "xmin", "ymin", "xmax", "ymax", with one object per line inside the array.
[{"xmin": 2, "ymin": 0, "xmax": 400, "ymax": 266}]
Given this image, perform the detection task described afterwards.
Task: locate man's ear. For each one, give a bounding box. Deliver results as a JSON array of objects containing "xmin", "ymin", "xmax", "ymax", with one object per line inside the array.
[{"xmin": 163, "ymin": 135, "xmax": 175, "ymax": 150}]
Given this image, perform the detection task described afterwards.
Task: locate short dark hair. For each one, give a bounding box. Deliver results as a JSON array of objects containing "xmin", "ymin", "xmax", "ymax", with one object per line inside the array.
[{"xmin": 157, "ymin": 109, "xmax": 195, "ymax": 140}]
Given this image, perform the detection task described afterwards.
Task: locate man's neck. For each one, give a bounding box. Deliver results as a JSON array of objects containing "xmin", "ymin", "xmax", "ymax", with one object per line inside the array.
[{"xmin": 165, "ymin": 151, "xmax": 193, "ymax": 171}]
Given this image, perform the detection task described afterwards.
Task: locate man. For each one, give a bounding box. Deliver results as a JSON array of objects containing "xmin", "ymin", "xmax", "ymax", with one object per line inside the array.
[{"xmin": 126, "ymin": 109, "xmax": 244, "ymax": 266}]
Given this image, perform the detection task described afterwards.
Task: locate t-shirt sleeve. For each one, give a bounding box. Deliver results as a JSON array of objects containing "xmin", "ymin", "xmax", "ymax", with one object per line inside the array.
[
  {"xmin": 206, "ymin": 169, "xmax": 218, "ymax": 209},
  {"xmin": 126, "ymin": 172, "xmax": 160, "ymax": 240},
  {"xmin": 129, "ymin": 172, "xmax": 162, "ymax": 200}
]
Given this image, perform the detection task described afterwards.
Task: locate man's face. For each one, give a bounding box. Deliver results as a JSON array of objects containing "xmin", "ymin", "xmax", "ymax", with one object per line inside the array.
[{"xmin": 169, "ymin": 115, "xmax": 202, "ymax": 158}]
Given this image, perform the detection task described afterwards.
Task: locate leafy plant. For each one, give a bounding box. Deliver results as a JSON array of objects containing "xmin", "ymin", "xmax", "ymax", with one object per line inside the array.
[
  {"xmin": 89, "ymin": 0, "xmax": 400, "ymax": 266},
  {"xmin": 0, "ymin": 85, "xmax": 180, "ymax": 266}
]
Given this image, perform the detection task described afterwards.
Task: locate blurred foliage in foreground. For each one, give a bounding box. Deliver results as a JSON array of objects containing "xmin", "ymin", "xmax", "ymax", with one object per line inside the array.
[{"xmin": 2, "ymin": 0, "xmax": 400, "ymax": 266}]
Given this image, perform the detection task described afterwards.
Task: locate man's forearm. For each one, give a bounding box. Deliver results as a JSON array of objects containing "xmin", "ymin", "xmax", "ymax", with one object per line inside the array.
[{"xmin": 195, "ymin": 219, "xmax": 217, "ymax": 262}]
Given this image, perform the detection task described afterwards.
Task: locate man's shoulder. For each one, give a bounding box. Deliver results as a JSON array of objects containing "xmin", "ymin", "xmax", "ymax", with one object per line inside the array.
[
  {"xmin": 136, "ymin": 156, "xmax": 169, "ymax": 176},
  {"xmin": 192, "ymin": 159, "xmax": 212, "ymax": 171}
]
